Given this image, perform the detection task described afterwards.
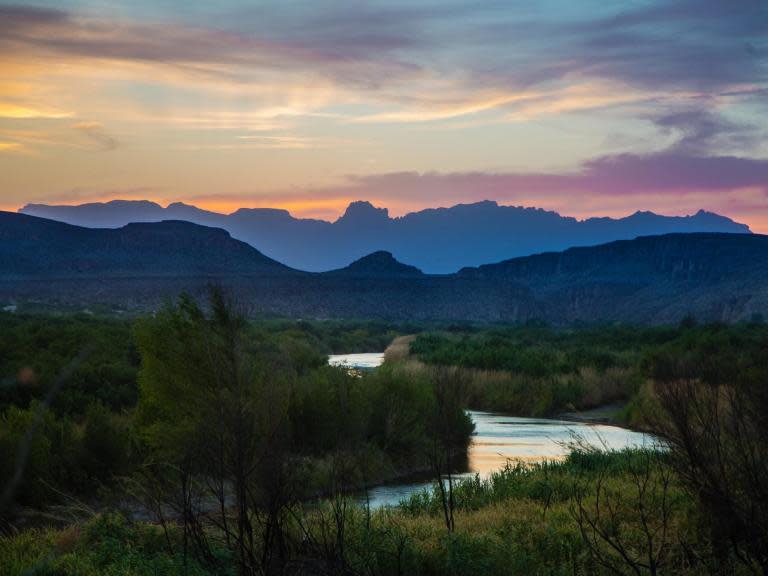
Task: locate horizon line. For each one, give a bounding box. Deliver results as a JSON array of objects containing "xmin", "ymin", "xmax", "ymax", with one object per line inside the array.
[{"xmin": 13, "ymin": 198, "xmax": 744, "ymax": 228}]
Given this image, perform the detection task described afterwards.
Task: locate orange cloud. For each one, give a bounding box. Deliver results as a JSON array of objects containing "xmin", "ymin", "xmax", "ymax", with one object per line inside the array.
[
  {"xmin": 178, "ymin": 194, "xmax": 354, "ymax": 220},
  {"xmin": 0, "ymin": 102, "xmax": 70, "ymax": 119},
  {"xmin": 0, "ymin": 141, "xmax": 23, "ymax": 152}
]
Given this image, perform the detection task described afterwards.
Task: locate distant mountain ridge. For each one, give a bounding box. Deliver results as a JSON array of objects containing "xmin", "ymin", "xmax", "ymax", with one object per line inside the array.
[
  {"xmin": 458, "ymin": 233, "xmax": 768, "ymax": 324},
  {"xmin": 0, "ymin": 212, "xmax": 292, "ymax": 278},
  {"xmin": 20, "ymin": 199, "xmax": 750, "ymax": 273},
  {"xmin": 1, "ymin": 211, "xmax": 766, "ymax": 324}
]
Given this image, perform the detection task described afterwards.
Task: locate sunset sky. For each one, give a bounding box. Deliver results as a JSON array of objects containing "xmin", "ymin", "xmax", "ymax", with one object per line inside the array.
[{"xmin": 1, "ymin": 1, "xmax": 767, "ymax": 230}]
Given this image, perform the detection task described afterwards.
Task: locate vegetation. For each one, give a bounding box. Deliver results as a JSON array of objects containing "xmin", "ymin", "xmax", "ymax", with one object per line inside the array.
[
  {"xmin": 0, "ymin": 313, "xmax": 138, "ymax": 414},
  {"xmin": 0, "ymin": 513, "xmax": 227, "ymax": 576},
  {"xmin": 0, "ymin": 292, "xmax": 470, "ymax": 574},
  {"xmin": 1, "ymin": 307, "xmax": 767, "ymax": 574},
  {"xmin": 129, "ymin": 291, "xmax": 469, "ymax": 573},
  {"xmin": 1, "ymin": 449, "xmax": 757, "ymax": 575},
  {"xmin": 646, "ymin": 323, "xmax": 768, "ymax": 572},
  {"xmin": 0, "ymin": 310, "xmax": 422, "ymax": 511},
  {"xmin": 408, "ymin": 322, "xmax": 768, "ymax": 420}
]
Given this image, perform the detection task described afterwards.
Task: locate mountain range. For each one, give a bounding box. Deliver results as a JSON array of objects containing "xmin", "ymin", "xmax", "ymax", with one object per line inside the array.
[
  {"xmin": 19, "ymin": 200, "xmax": 751, "ymax": 273},
  {"xmin": 2, "ymin": 211, "xmax": 766, "ymax": 324}
]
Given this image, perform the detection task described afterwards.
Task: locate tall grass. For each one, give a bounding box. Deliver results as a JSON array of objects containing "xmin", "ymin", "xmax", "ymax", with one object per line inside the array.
[
  {"xmin": 1, "ymin": 450, "xmax": 742, "ymax": 575},
  {"xmin": 399, "ymin": 448, "xmax": 670, "ymax": 514},
  {"xmin": 0, "ymin": 513, "xmax": 229, "ymax": 576},
  {"xmin": 389, "ymin": 358, "xmax": 641, "ymax": 417}
]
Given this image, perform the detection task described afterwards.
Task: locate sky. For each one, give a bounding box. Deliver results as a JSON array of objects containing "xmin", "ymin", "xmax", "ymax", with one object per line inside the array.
[{"xmin": 0, "ymin": 0, "xmax": 767, "ymax": 230}]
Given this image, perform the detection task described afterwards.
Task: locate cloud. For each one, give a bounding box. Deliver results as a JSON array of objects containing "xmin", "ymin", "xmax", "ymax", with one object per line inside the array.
[
  {"xmin": 159, "ymin": 143, "xmax": 768, "ymax": 224},
  {"xmin": 24, "ymin": 187, "xmax": 159, "ymax": 206},
  {"xmin": 0, "ymin": 141, "xmax": 23, "ymax": 152},
  {"xmin": 652, "ymin": 109, "xmax": 760, "ymax": 155},
  {"xmin": 353, "ymin": 91, "xmax": 530, "ymax": 123},
  {"xmin": 0, "ymin": 4, "xmax": 421, "ymax": 90},
  {"xmin": 540, "ymin": 0, "xmax": 768, "ymax": 93},
  {"xmin": 227, "ymin": 1, "xmax": 768, "ymax": 95},
  {"xmin": 0, "ymin": 102, "xmax": 71, "ymax": 119},
  {"xmin": 577, "ymin": 153, "xmax": 768, "ymax": 195},
  {"xmin": 72, "ymin": 122, "xmax": 118, "ymax": 151},
  {"xmin": 24, "ymin": 141, "xmax": 768, "ymax": 229},
  {"xmin": 2, "ymin": 1, "xmax": 765, "ymax": 127},
  {"xmin": 181, "ymin": 134, "xmax": 365, "ymax": 151},
  {"xmin": 1, "ymin": 0, "xmax": 767, "ymax": 232},
  {"xmin": 333, "ymin": 152, "xmax": 768, "ymax": 204},
  {"xmin": 0, "ymin": 4, "xmax": 67, "ymax": 26}
]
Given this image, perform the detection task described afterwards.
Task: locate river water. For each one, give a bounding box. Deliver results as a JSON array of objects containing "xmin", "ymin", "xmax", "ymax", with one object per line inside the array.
[
  {"xmin": 328, "ymin": 352, "xmax": 386, "ymax": 370},
  {"xmin": 328, "ymin": 352, "xmax": 651, "ymax": 508}
]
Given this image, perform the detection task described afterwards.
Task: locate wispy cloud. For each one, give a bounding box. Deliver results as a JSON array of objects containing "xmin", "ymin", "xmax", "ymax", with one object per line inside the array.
[
  {"xmin": 1, "ymin": 1, "xmax": 766, "ymax": 230},
  {"xmin": 0, "ymin": 4, "xmax": 420, "ymax": 89},
  {"xmin": 23, "ymin": 186, "xmax": 160, "ymax": 206},
  {"xmin": 330, "ymin": 153, "xmax": 768, "ymax": 205},
  {"xmin": 182, "ymin": 134, "xmax": 364, "ymax": 151},
  {"xmin": 652, "ymin": 108, "xmax": 761, "ymax": 155},
  {"xmin": 0, "ymin": 102, "xmax": 71, "ymax": 119},
  {"xmin": 72, "ymin": 122, "xmax": 118, "ymax": 151},
  {"xmin": 2, "ymin": 1, "xmax": 764, "ymax": 128},
  {"xmin": 0, "ymin": 141, "xmax": 23, "ymax": 152}
]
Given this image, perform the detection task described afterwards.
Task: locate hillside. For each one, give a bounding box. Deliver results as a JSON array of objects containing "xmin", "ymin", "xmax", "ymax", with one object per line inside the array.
[
  {"xmin": 459, "ymin": 233, "xmax": 768, "ymax": 323},
  {"xmin": 327, "ymin": 251, "xmax": 424, "ymax": 277},
  {"xmin": 0, "ymin": 211, "xmax": 294, "ymax": 278},
  {"xmin": 20, "ymin": 199, "xmax": 751, "ymax": 273},
  {"xmin": 1, "ymin": 212, "xmax": 766, "ymax": 324}
]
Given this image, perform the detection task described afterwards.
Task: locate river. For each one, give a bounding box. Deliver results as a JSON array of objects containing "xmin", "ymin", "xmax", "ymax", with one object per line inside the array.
[{"xmin": 328, "ymin": 352, "xmax": 651, "ymax": 508}]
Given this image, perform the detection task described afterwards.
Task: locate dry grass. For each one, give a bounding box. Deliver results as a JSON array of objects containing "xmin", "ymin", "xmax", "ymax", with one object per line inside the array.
[
  {"xmin": 387, "ymin": 339, "xmax": 639, "ymax": 417},
  {"xmin": 54, "ymin": 524, "xmax": 82, "ymax": 553},
  {"xmin": 384, "ymin": 335, "xmax": 417, "ymax": 363}
]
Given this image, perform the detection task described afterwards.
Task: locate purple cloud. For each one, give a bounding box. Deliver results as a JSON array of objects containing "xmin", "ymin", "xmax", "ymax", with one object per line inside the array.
[
  {"xmin": 652, "ymin": 109, "xmax": 760, "ymax": 155},
  {"xmin": 3, "ymin": 1, "xmax": 766, "ymax": 100},
  {"xmin": 579, "ymin": 153, "xmax": 768, "ymax": 194},
  {"xmin": 323, "ymin": 151, "xmax": 768, "ymax": 229},
  {"xmin": 556, "ymin": 0, "xmax": 768, "ymax": 92},
  {"xmin": 0, "ymin": 4, "xmax": 67, "ymax": 25},
  {"xmin": 0, "ymin": 4, "xmax": 421, "ymax": 89}
]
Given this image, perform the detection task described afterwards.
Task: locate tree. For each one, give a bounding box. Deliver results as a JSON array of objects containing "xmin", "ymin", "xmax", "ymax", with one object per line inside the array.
[
  {"xmin": 573, "ymin": 450, "xmax": 676, "ymax": 576},
  {"xmin": 646, "ymin": 330, "xmax": 768, "ymax": 572},
  {"xmin": 652, "ymin": 378, "xmax": 768, "ymax": 572},
  {"xmin": 427, "ymin": 367, "xmax": 473, "ymax": 532},
  {"xmin": 135, "ymin": 288, "xmax": 296, "ymax": 575}
]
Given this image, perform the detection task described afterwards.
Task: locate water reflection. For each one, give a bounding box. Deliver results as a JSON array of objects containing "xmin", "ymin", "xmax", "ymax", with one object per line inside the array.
[
  {"xmin": 467, "ymin": 411, "xmax": 651, "ymax": 474},
  {"xmin": 325, "ymin": 352, "xmax": 652, "ymax": 509},
  {"xmin": 328, "ymin": 352, "xmax": 385, "ymax": 370},
  {"xmin": 361, "ymin": 412, "xmax": 651, "ymax": 509}
]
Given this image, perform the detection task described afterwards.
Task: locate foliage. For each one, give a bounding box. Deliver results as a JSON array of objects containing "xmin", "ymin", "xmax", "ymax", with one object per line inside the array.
[
  {"xmin": 3, "ymin": 312, "xmax": 768, "ymax": 574},
  {"xmin": 131, "ymin": 290, "xmax": 471, "ymax": 574},
  {"xmin": 0, "ymin": 313, "xmax": 139, "ymax": 415},
  {"xmin": 0, "ymin": 513, "xmax": 228, "ymax": 576},
  {"xmin": 645, "ymin": 322, "xmax": 768, "ymax": 572},
  {"xmin": 4, "ymin": 451, "xmax": 750, "ymax": 575},
  {"xmin": 0, "ymin": 311, "xmax": 408, "ymax": 417},
  {"xmin": 409, "ymin": 323, "xmax": 768, "ymax": 417},
  {"xmin": 0, "ymin": 309, "xmax": 422, "ymax": 513},
  {"xmin": 0, "ymin": 400, "xmax": 135, "ymax": 508}
]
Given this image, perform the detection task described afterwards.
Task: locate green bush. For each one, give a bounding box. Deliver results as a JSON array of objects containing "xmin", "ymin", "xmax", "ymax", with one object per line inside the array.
[{"xmin": 0, "ymin": 513, "xmax": 229, "ymax": 576}]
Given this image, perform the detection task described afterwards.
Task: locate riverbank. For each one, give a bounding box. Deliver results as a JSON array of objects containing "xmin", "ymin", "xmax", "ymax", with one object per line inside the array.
[
  {"xmin": 2, "ymin": 449, "xmax": 710, "ymax": 576},
  {"xmin": 6, "ymin": 321, "xmax": 763, "ymax": 574},
  {"xmin": 359, "ymin": 409, "xmax": 651, "ymax": 508},
  {"xmin": 557, "ymin": 402, "xmax": 627, "ymax": 424},
  {"xmin": 398, "ymin": 329, "xmax": 648, "ymax": 422},
  {"xmin": 336, "ymin": 336, "xmax": 654, "ymax": 508},
  {"xmin": 383, "ymin": 334, "xmax": 416, "ymax": 362}
]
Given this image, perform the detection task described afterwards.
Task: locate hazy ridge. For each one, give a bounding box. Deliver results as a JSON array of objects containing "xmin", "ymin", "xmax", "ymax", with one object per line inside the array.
[
  {"xmin": 2, "ymin": 211, "xmax": 766, "ymax": 324},
  {"xmin": 20, "ymin": 199, "xmax": 751, "ymax": 273}
]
